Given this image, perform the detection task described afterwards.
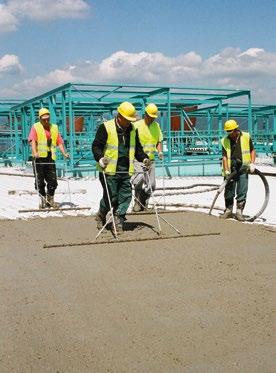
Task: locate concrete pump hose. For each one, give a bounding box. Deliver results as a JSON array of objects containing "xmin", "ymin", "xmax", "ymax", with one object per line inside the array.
[
  {"xmin": 208, "ymin": 169, "xmax": 237, "ymax": 216},
  {"xmin": 209, "ymin": 167, "xmax": 270, "ymax": 222},
  {"xmin": 246, "ymin": 168, "xmax": 270, "ymax": 222}
]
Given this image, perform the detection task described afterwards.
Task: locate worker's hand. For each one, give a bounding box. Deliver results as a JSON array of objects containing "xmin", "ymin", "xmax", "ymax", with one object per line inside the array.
[
  {"xmin": 63, "ymin": 152, "xmax": 70, "ymax": 159},
  {"xmin": 99, "ymin": 157, "xmax": 109, "ymax": 169},
  {"xmin": 33, "ymin": 152, "xmax": 39, "ymax": 158},
  {"xmin": 158, "ymin": 151, "xmax": 164, "ymax": 160},
  {"xmin": 249, "ymin": 163, "xmax": 255, "ymax": 174},
  {"xmin": 224, "ymin": 169, "xmax": 231, "ymax": 179},
  {"xmin": 142, "ymin": 158, "xmax": 151, "ymax": 169}
]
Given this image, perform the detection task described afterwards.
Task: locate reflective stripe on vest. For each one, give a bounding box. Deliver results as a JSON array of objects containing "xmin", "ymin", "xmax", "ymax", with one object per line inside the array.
[
  {"xmin": 135, "ymin": 119, "xmax": 162, "ymax": 160},
  {"xmin": 34, "ymin": 122, "xmax": 58, "ymax": 160},
  {"xmin": 97, "ymin": 119, "xmax": 136, "ymax": 175},
  {"xmin": 221, "ymin": 132, "xmax": 251, "ymax": 176}
]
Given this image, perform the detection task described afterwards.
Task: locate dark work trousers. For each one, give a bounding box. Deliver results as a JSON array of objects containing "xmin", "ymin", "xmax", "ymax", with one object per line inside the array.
[
  {"xmin": 99, "ymin": 172, "xmax": 132, "ymax": 218},
  {"xmin": 32, "ymin": 153, "xmax": 58, "ymax": 197},
  {"xmin": 224, "ymin": 172, "xmax": 248, "ymax": 210}
]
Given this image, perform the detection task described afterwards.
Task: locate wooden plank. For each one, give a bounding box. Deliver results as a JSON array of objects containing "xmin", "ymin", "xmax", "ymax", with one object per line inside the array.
[
  {"xmin": 9, "ymin": 189, "xmax": 87, "ymax": 195},
  {"xmin": 19, "ymin": 206, "xmax": 90, "ymax": 213}
]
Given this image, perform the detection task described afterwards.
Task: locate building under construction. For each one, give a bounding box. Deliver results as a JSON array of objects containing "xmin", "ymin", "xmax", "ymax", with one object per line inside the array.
[{"xmin": 1, "ymin": 82, "xmax": 275, "ymax": 176}]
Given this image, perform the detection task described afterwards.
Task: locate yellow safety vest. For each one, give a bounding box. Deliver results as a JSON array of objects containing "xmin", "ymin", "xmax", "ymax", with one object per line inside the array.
[
  {"xmin": 135, "ymin": 119, "xmax": 163, "ymax": 160},
  {"xmin": 97, "ymin": 119, "xmax": 136, "ymax": 175},
  {"xmin": 221, "ymin": 132, "xmax": 251, "ymax": 176},
  {"xmin": 34, "ymin": 122, "xmax": 58, "ymax": 160}
]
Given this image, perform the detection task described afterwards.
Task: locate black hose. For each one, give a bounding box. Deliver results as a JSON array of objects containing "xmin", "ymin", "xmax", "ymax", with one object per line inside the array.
[
  {"xmin": 208, "ymin": 167, "xmax": 270, "ymax": 222},
  {"xmin": 247, "ymin": 169, "xmax": 270, "ymax": 222}
]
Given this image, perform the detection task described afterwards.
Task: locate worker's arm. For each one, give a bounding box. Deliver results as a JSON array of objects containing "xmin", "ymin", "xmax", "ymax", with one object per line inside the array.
[
  {"xmin": 156, "ymin": 124, "xmax": 164, "ymax": 159},
  {"xmin": 31, "ymin": 139, "xmax": 39, "ymax": 158},
  {"xmin": 222, "ymin": 155, "xmax": 230, "ymax": 175},
  {"xmin": 56, "ymin": 133, "xmax": 69, "ymax": 158},
  {"xmin": 28, "ymin": 126, "xmax": 39, "ymax": 158},
  {"xmin": 248, "ymin": 137, "xmax": 256, "ymax": 173},
  {"xmin": 249, "ymin": 138, "xmax": 256, "ymax": 163},
  {"xmin": 58, "ymin": 143, "xmax": 69, "ymax": 158},
  {"xmin": 156, "ymin": 141, "xmax": 164, "ymax": 159},
  {"xmin": 92, "ymin": 124, "xmax": 108, "ymax": 161},
  {"xmin": 250, "ymin": 149, "xmax": 256, "ymax": 163},
  {"xmin": 222, "ymin": 147, "xmax": 230, "ymax": 175},
  {"xmin": 248, "ymin": 148, "xmax": 256, "ymax": 173}
]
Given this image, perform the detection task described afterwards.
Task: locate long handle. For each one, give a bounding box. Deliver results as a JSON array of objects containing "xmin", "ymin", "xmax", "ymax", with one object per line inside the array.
[{"xmin": 102, "ymin": 171, "xmax": 118, "ymax": 239}]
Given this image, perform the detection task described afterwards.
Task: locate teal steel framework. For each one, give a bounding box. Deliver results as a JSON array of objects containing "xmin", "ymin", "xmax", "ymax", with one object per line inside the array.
[
  {"xmin": 2, "ymin": 83, "xmax": 276, "ymax": 175},
  {"xmin": 0, "ymin": 99, "xmax": 23, "ymax": 165}
]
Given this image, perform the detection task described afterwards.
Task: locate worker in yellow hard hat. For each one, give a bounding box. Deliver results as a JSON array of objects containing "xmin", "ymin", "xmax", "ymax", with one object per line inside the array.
[
  {"xmin": 92, "ymin": 101, "xmax": 149, "ymax": 233},
  {"xmin": 28, "ymin": 107, "xmax": 69, "ymax": 209},
  {"xmin": 220, "ymin": 119, "xmax": 256, "ymax": 221},
  {"xmin": 131, "ymin": 103, "xmax": 163, "ymax": 212}
]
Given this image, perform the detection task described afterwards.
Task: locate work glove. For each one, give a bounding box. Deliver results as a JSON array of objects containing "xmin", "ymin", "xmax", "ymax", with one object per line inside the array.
[
  {"xmin": 158, "ymin": 151, "xmax": 164, "ymax": 160},
  {"xmin": 224, "ymin": 170, "xmax": 231, "ymax": 179},
  {"xmin": 249, "ymin": 163, "xmax": 255, "ymax": 174},
  {"xmin": 99, "ymin": 157, "xmax": 109, "ymax": 169},
  {"xmin": 142, "ymin": 158, "xmax": 151, "ymax": 169}
]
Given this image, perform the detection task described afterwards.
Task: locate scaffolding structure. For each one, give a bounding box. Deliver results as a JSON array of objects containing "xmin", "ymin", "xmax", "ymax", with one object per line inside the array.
[
  {"xmin": 0, "ymin": 99, "xmax": 24, "ymax": 166},
  {"xmin": 1, "ymin": 83, "xmax": 275, "ymax": 175}
]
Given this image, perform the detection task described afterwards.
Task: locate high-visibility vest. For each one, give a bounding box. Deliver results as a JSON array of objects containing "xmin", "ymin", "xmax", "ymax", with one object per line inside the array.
[
  {"xmin": 34, "ymin": 122, "xmax": 58, "ymax": 160},
  {"xmin": 97, "ymin": 119, "xmax": 136, "ymax": 175},
  {"xmin": 135, "ymin": 119, "xmax": 162, "ymax": 160},
  {"xmin": 221, "ymin": 132, "xmax": 251, "ymax": 175}
]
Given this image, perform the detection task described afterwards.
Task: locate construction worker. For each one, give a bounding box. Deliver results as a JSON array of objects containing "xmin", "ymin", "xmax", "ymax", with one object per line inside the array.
[
  {"xmin": 92, "ymin": 101, "xmax": 149, "ymax": 232},
  {"xmin": 220, "ymin": 119, "xmax": 256, "ymax": 221},
  {"xmin": 28, "ymin": 108, "xmax": 69, "ymax": 208},
  {"xmin": 132, "ymin": 103, "xmax": 163, "ymax": 212}
]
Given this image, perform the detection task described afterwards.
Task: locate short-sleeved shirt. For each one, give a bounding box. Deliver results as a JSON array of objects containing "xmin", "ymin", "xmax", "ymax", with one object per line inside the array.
[{"xmin": 28, "ymin": 125, "xmax": 63, "ymax": 145}]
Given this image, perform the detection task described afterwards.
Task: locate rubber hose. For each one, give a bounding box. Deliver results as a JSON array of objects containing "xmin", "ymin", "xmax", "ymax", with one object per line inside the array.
[{"xmin": 209, "ymin": 168, "xmax": 270, "ymax": 222}]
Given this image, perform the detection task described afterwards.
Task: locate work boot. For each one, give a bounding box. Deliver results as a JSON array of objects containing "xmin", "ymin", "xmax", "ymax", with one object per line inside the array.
[
  {"xmin": 139, "ymin": 194, "xmax": 150, "ymax": 211},
  {"xmin": 46, "ymin": 194, "xmax": 59, "ymax": 208},
  {"xmin": 95, "ymin": 210, "xmax": 106, "ymax": 230},
  {"xmin": 236, "ymin": 208, "xmax": 245, "ymax": 222},
  {"xmin": 133, "ymin": 199, "xmax": 142, "ymax": 212},
  {"xmin": 112, "ymin": 215, "xmax": 124, "ymax": 235},
  {"xmin": 39, "ymin": 196, "xmax": 47, "ymax": 209},
  {"xmin": 219, "ymin": 208, "xmax": 233, "ymax": 219},
  {"xmin": 143, "ymin": 198, "xmax": 150, "ymax": 210}
]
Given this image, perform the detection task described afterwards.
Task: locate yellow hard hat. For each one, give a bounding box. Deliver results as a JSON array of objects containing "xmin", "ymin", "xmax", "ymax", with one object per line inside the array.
[
  {"xmin": 117, "ymin": 101, "xmax": 137, "ymax": 121},
  {"xmin": 224, "ymin": 119, "xmax": 239, "ymax": 131},
  {"xmin": 145, "ymin": 103, "xmax": 158, "ymax": 118},
  {"xmin": 39, "ymin": 108, "xmax": 50, "ymax": 118}
]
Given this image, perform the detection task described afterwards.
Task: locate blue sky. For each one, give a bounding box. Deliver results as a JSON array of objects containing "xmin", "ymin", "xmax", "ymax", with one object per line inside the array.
[{"xmin": 0, "ymin": 0, "xmax": 276, "ymax": 102}]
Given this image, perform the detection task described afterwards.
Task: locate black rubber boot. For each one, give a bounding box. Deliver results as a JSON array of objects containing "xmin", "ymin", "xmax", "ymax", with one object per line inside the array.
[
  {"xmin": 39, "ymin": 196, "xmax": 47, "ymax": 209},
  {"xmin": 95, "ymin": 210, "xmax": 106, "ymax": 230},
  {"xmin": 236, "ymin": 209, "xmax": 245, "ymax": 221},
  {"xmin": 236, "ymin": 202, "xmax": 245, "ymax": 221},
  {"xmin": 112, "ymin": 215, "xmax": 124, "ymax": 234},
  {"xmin": 46, "ymin": 194, "xmax": 59, "ymax": 208}
]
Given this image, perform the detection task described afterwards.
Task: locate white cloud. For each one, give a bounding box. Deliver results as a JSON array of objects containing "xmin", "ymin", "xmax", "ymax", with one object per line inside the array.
[
  {"xmin": 0, "ymin": 0, "xmax": 90, "ymax": 32},
  {"xmin": 8, "ymin": 0, "xmax": 90, "ymax": 20},
  {"xmin": 0, "ymin": 3, "xmax": 18, "ymax": 32},
  {"xmin": 0, "ymin": 54, "xmax": 23, "ymax": 74},
  {"xmin": 2, "ymin": 48, "xmax": 276, "ymax": 103}
]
